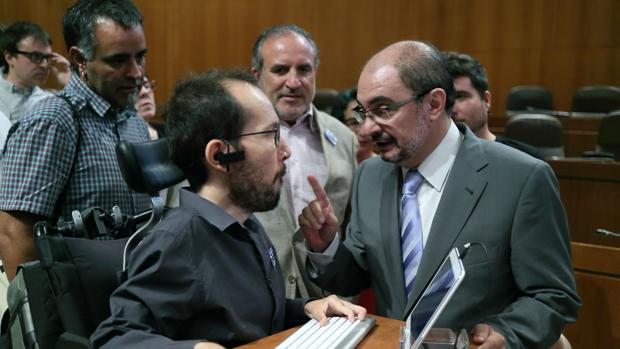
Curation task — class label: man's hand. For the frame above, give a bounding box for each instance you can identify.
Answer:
[471,323,506,349]
[298,176,340,252]
[304,295,367,326]
[50,52,72,87]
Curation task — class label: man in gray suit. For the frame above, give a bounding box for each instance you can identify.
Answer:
[251,24,357,299]
[299,41,580,348]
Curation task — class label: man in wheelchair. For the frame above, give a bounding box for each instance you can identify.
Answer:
[91,69,366,348]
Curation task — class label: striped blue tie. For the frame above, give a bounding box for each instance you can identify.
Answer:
[401,170,424,298]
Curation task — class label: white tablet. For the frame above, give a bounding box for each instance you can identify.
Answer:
[404,247,466,349]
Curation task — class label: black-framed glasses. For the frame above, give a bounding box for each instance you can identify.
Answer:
[352,88,433,124]
[14,50,54,64]
[141,76,157,91]
[232,125,281,147]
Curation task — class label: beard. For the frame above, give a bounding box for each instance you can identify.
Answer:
[229,162,286,213]
[378,110,431,164]
[126,89,140,106]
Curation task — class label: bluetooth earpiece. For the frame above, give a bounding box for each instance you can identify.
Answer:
[214,150,245,166]
[213,141,245,172]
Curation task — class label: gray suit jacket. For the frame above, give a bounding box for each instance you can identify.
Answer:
[255,107,357,298]
[310,123,580,348]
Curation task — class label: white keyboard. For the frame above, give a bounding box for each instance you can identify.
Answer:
[276,316,376,349]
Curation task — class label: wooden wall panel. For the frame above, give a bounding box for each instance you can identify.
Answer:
[549,159,620,248]
[565,269,620,348]
[1,0,619,119]
[551,160,620,348]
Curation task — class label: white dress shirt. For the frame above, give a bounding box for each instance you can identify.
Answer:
[280,111,328,227]
[405,120,462,246]
[0,74,52,124]
[309,120,463,266]
[0,111,10,154]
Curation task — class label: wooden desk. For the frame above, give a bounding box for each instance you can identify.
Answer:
[236,316,403,349]
[488,115,602,157]
[547,159,620,348]
[236,316,478,349]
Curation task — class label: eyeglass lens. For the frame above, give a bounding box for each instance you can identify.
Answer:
[17,51,52,64]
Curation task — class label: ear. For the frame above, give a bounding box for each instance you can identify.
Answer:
[68,46,87,73]
[204,139,229,173]
[427,88,447,121]
[4,50,16,66]
[251,66,260,80]
[483,90,492,113]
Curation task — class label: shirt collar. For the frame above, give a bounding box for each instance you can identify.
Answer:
[0,74,35,96]
[64,74,133,119]
[178,188,263,234]
[280,106,318,134]
[402,120,463,192]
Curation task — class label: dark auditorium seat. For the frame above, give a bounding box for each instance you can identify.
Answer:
[584,113,620,161]
[313,88,339,115]
[505,113,564,159]
[505,85,554,116]
[571,85,620,115]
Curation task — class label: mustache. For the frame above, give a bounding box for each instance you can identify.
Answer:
[274,164,287,183]
[278,91,302,98]
[371,132,395,143]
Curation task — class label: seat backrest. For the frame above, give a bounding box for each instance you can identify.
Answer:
[506,85,554,116]
[597,114,620,160]
[115,138,185,196]
[505,113,565,158]
[312,88,339,115]
[571,85,620,114]
[35,226,127,338]
[115,138,186,278]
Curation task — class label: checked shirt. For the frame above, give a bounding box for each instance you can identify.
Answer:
[0,74,151,219]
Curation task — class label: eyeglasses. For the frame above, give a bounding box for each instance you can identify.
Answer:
[233,125,281,147]
[351,88,432,124]
[14,50,54,64]
[142,78,157,91]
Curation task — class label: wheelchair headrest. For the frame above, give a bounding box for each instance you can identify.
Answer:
[115,138,185,195]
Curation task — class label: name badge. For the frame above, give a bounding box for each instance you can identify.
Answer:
[324,129,338,146]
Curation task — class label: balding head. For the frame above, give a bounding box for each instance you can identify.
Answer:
[362,41,455,114]
[355,41,455,169]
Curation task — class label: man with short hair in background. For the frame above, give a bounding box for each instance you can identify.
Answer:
[0,0,151,283]
[443,51,543,160]
[251,24,358,299]
[0,21,71,123]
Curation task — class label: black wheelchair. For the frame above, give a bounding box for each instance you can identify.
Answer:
[1,138,185,349]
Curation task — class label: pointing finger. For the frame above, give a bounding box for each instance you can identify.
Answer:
[307,175,330,210]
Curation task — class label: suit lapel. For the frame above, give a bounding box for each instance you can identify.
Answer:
[380,163,408,305]
[404,125,489,315]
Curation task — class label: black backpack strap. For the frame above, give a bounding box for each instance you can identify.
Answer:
[52,94,81,226]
